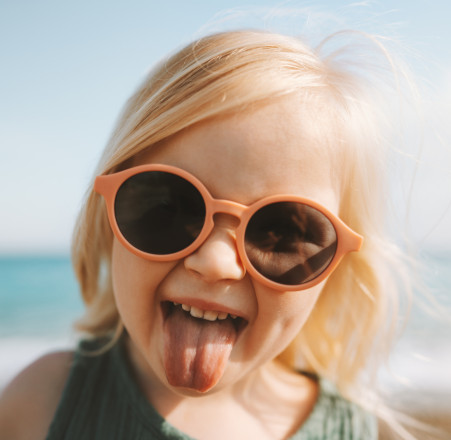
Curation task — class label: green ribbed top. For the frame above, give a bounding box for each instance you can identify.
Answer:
[46,340,377,439]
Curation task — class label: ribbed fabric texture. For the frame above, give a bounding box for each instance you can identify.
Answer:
[46,340,377,439]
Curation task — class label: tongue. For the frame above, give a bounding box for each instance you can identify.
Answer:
[163,306,237,392]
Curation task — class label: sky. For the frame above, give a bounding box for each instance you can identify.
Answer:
[1,0,451,254]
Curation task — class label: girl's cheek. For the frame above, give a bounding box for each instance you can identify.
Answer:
[249,284,323,349]
[111,240,146,321]
[111,239,145,297]
[270,278,323,305]
[268,284,323,330]
[111,238,175,313]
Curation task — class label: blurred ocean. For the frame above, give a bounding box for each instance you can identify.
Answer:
[0,255,83,388]
[1,253,450,407]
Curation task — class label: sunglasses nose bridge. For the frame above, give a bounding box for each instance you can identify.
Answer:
[210,199,247,222]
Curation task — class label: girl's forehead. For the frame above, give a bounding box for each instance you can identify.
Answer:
[135,96,340,209]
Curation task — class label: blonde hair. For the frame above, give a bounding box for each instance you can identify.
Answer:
[72,29,415,432]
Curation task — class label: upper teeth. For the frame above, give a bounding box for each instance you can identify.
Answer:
[174,302,237,321]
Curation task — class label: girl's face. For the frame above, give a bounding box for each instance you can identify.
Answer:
[111,95,339,397]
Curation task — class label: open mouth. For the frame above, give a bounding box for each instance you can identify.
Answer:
[161,301,248,334]
[161,300,249,392]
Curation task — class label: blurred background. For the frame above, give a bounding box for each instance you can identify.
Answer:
[1,0,450,429]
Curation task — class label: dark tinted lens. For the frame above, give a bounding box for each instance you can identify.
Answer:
[114,171,206,255]
[245,202,337,286]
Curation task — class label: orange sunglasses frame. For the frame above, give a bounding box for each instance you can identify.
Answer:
[95,164,363,291]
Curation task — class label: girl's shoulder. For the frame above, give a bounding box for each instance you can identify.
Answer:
[0,350,73,440]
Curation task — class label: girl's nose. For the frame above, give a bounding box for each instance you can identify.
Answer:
[183,225,246,283]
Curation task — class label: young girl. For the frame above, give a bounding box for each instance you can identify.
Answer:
[0,29,422,439]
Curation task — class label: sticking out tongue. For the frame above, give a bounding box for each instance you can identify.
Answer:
[163,306,237,392]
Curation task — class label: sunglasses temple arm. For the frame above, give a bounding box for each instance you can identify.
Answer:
[349,232,364,252]
[94,175,110,197]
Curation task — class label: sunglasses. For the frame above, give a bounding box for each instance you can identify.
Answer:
[95,164,363,291]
